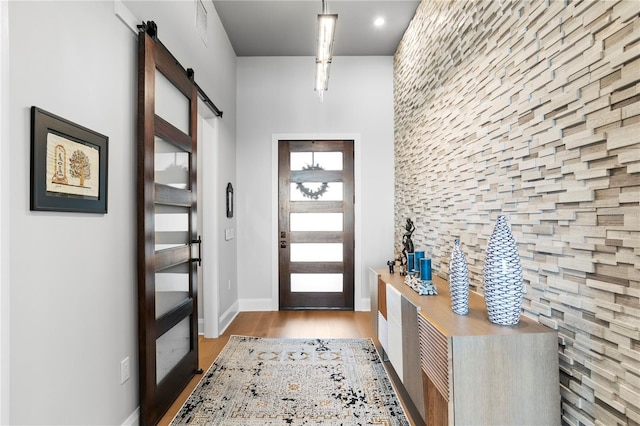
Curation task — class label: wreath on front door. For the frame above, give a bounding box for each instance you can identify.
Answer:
[296,164,329,200]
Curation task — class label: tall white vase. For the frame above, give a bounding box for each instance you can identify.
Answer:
[483,215,523,325]
[448,239,469,315]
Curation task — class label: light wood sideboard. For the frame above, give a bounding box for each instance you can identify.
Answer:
[370,268,561,426]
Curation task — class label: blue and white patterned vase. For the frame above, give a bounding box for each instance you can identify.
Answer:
[448,239,469,315]
[483,215,523,325]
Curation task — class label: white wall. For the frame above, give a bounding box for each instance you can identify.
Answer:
[4,1,236,424]
[0,1,9,422]
[236,56,395,310]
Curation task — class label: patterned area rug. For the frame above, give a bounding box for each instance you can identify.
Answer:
[171,335,409,425]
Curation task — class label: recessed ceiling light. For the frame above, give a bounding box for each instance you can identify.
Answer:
[373,17,385,27]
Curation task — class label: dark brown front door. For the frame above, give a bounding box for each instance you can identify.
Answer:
[278,140,354,310]
[137,27,200,425]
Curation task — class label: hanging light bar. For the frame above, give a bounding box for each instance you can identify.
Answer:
[315,61,330,91]
[315,1,337,99]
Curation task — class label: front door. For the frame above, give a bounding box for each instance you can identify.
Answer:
[278,140,354,310]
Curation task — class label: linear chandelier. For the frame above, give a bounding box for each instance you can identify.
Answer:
[315,0,337,101]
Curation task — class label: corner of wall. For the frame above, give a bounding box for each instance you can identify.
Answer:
[238,298,272,312]
[218,300,240,335]
[120,408,140,426]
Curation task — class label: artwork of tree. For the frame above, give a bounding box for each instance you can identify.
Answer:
[69,149,91,187]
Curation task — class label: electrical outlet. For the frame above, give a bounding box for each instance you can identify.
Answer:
[120,357,130,384]
[228,279,231,290]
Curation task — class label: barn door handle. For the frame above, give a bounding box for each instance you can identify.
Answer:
[191,236,202,266]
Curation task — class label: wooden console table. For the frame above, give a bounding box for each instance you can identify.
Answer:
[369,268,560,426]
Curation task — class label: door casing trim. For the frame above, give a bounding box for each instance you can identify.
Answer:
[271,134,363,311]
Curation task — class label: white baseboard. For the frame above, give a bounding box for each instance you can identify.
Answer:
[121,407,139,426]
[239,298,275,311]
[219,300,240,334]
[237,298,370,312]
[357,298,371,311]
[198,302,240,337]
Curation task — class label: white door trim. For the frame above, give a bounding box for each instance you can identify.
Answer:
[198,104,220,338]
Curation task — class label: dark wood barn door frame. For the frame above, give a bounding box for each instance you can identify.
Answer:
[137,24,200,425]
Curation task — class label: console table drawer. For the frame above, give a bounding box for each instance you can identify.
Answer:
[418,313,450,402]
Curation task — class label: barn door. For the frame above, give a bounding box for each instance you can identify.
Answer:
[137,24,200,425]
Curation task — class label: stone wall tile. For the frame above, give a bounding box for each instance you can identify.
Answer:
[394,1,640,423]
[607,122,640,149]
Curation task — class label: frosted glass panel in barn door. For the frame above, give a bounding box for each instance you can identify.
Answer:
[153,69,194,386]
[278,140,354,309]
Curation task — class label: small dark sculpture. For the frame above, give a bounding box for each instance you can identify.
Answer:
[401,218,415,269]
[387,260,395,274]
[399,263,407,276]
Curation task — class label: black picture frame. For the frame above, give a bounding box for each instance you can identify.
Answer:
[226,182,233,218]
[30,106,108,213]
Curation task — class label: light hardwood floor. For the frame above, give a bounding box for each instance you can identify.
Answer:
[158,311,422,425]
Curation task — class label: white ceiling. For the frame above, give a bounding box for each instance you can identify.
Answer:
[211,0,420,56]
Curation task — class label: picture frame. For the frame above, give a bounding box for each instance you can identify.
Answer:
[30,106,108,213]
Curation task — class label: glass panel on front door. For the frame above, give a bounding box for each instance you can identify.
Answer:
[291,273,343,292]
[290,151,343,171]
[290,243,343,262]
[290,182,343,201]
[290,212,343,231]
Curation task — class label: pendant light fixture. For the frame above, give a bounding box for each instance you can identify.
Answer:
[315,0,337,101]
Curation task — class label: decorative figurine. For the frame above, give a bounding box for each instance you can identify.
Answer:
[399,263,407,276]
[401,218,415,270]
[387,260,395,274]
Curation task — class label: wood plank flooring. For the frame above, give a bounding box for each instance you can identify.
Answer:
[157,311,422,425]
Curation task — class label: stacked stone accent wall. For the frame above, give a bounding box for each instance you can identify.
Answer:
[394,1,640,425]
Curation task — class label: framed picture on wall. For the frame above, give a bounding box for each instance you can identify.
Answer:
[30,106,108,213]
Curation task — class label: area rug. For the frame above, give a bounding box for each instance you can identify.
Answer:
[171,335,409,425]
